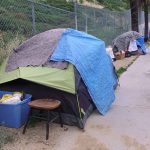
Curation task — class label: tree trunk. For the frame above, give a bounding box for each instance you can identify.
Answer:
[144,0,148,41]
[130,0,139,32]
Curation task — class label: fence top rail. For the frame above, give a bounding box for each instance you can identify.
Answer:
[27,0,75,14]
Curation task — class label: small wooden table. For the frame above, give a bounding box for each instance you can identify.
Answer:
[23,99,63,140]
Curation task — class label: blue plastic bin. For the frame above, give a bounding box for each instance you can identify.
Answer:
[0,91,32,128]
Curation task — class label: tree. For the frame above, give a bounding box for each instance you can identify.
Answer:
[144,0,148,41]
[130,0,139,32]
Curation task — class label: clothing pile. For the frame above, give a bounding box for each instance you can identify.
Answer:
[112,31,147,60]
[0,92,23,104]
[106,46,115,61]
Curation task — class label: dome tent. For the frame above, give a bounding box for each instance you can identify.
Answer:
[0,64,92,128]
[0,28,117,128]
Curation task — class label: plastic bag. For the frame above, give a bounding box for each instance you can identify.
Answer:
[128,40,138,52]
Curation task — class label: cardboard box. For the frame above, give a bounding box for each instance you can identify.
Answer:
[114,51,125,60]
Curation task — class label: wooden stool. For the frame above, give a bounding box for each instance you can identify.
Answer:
[23,99,63,140]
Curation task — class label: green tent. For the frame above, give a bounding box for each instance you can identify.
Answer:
[0,28,117,128]
[0,59,75,94]
[0,59,94,128]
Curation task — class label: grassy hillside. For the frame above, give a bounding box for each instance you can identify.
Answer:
[0,0,130,64]
[38,0,129,11]
[37,0,129,11]
[37,0,74,11]
[0,0,75,63]
[96,0,129,11]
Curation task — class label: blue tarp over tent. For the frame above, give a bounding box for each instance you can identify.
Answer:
[136,36,147,54]
[50,29,118,115]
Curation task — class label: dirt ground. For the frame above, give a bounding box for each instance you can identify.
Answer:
[1,124,71,150]
[113,55,138,70]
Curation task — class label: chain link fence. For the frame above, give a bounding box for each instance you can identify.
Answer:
[0,0,76,62]
[76,4,131,45]
[0,0,32,62]
[0,0,131,63]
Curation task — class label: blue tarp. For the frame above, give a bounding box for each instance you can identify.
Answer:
[136,36,147,54]
[50,29,118,115]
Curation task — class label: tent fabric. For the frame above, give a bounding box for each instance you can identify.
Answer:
[136,36,147,54]
[50,29,118,115]
[0,74,94,128]
[6,29,66,72]
[0,60,75,94]
[44,61,68,69]
[0,28,118,127]
[0,59,19,83]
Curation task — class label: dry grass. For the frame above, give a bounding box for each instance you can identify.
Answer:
[0,128,16,150]
[0,33,25,64]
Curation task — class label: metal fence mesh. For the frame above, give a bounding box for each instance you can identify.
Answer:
[0,0,132,63]
[76,4,131,45]
[32,1,75,34]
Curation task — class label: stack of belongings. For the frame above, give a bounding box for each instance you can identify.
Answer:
[0,92,23,104]
[106,45,116,61]
[112,31,147,60]
[0,28,118,128]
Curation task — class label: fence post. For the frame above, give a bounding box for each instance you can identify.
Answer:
[31,1,36,35]
[93,9,96,30]
[74,1,78,30]
[93,0,96,30]
[85,6,88,33]
[85,15,88,33]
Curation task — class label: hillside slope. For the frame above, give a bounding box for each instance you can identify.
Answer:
[40,0,129,11]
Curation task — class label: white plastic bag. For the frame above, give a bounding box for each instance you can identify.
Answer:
[106,46,115,59]
[128,40,138,52]
[2,96,21,104]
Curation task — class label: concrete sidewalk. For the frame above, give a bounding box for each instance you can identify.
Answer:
[53,54,150,150]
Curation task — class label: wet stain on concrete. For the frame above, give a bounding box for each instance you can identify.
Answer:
[73,133,109,150]
[90,124,112,133]
[122,135,147,150]
[90,124,105,129]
